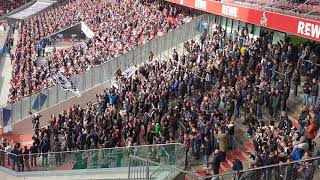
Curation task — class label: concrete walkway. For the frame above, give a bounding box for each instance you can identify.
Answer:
[0,30,19,106]
[0,54,12,105]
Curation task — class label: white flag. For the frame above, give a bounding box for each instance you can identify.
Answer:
[52,72,81,97]
[122,65,139,78]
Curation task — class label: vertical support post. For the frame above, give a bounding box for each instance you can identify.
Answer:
[128,156,131,179]
[146,160,150,180]
[234,171,239,180]
[284,164,288,180]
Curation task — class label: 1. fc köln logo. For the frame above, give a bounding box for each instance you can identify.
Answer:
[260,12,268,27]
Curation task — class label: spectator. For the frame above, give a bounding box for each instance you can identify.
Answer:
[11,143,21,171]
[4,142,12,166]
[303,80,311,106]
[0,144,4,166]
[232,157,243,179]
[8,0,193,102]
[210,149,223,175]
[40,134,50,167]
[203,136,212,168]
[30,142,38,167]
[22,146,30,171]
[311,78,319,109]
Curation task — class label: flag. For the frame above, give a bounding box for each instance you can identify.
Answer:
[122,65,139,78]
[52,72,81,97]
[110,79,120,89]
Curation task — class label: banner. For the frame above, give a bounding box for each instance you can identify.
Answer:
[81,22,95,38]
[166,0,320,42]
[110,65,139,89]
[8,0,56,20]
[122,65,139,78]
[52,72,81,96]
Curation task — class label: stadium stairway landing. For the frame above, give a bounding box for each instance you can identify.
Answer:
[0,28,19,106]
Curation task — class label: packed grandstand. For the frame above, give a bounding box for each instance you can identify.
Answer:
[0,0,319,180]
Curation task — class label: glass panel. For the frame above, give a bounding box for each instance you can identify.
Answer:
[149,38,157,59]
[122,52,129,70]
[232,20,240,32]
[57,84,67,103]
[136,44,143,65]
[107,60,114,80]
[127,49,135,67]
[0,144,184,173]
[3,103,13,126]
[47,86,58,107]
[75,73,85,93]
[239,21,246,30]
[247,23,253,35]
[92,65,101,87]
[143,42,150,64]
[84,68,93,91]
[221,17,227,29]
[117,54,126,72]
[11,100,21,123]
[30,93,38,112]
[253,25,261,39]
[226,18,233,37]
[21,97,31,121]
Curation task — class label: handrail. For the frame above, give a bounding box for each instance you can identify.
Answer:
[129,155,161,166]
[184,154,320,178]
[178,118,187,131]
[0,143,182,156]
[160,145,170,160]
[0,15,202,131]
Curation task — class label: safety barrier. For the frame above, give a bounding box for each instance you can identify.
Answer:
[0,14,211,129]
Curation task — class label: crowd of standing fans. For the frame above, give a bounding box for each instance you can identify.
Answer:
[1,5,320,180]
[0,0,32,16]
[8,0,193,102]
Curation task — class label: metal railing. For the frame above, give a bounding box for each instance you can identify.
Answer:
[0,143,184,173]
[181,155,320,180]
[0,14,209,129]
[128,146,320,180]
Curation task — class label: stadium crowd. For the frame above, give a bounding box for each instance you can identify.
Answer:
[1,22,320,179]
[8,0,193,102]
[221,0,320,20]
[0,0,32,16]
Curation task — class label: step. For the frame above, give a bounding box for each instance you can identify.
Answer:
[288,111,300,129]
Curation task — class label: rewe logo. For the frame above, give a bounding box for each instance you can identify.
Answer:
[221,5,238,18]
[195,0,207,10]
[297,21,320,39]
